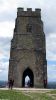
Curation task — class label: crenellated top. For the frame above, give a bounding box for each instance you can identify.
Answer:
[17,7,41,17]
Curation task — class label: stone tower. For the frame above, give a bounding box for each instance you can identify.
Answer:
[8,8,47,88]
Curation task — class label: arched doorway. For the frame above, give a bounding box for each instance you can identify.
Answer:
[22,68,34,87]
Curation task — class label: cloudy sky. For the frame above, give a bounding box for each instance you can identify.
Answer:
[0,0,56,82]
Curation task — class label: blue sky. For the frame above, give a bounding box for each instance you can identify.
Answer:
[0,0,56,82]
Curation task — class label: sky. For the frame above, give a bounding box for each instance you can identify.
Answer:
[0,0,56,82]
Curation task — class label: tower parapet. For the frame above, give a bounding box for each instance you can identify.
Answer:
[17,7,41,18]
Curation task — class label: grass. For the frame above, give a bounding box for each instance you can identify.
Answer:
[27,92,53,100]
[0,90,32,100]
[0,89,56,100]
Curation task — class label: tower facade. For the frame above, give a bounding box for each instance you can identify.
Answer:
[8,8,47,88]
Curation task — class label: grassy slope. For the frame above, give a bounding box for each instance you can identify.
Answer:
[0,90,56,100]
[0,90,32,100]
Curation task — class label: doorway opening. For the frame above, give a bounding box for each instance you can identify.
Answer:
[25,75,30,87]
[22,68,34,87]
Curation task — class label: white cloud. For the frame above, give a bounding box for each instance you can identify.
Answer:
[0,22,14,37]
[47,64,56,82]
[0,0,17,13]
[0,70,8,81]
[0,37,11,81]
[0,37,11,63]
[0,62,9,71]
[46,33,56,61]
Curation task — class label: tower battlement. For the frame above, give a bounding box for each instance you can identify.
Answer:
[17,7,41,17]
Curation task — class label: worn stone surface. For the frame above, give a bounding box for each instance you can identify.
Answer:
[8,8,47,88]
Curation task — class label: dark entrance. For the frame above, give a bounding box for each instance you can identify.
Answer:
[22,68,34,87]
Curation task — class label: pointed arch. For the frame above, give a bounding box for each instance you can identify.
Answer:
[22,68,34,87]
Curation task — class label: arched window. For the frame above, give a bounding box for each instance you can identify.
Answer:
[26,24,32,32]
